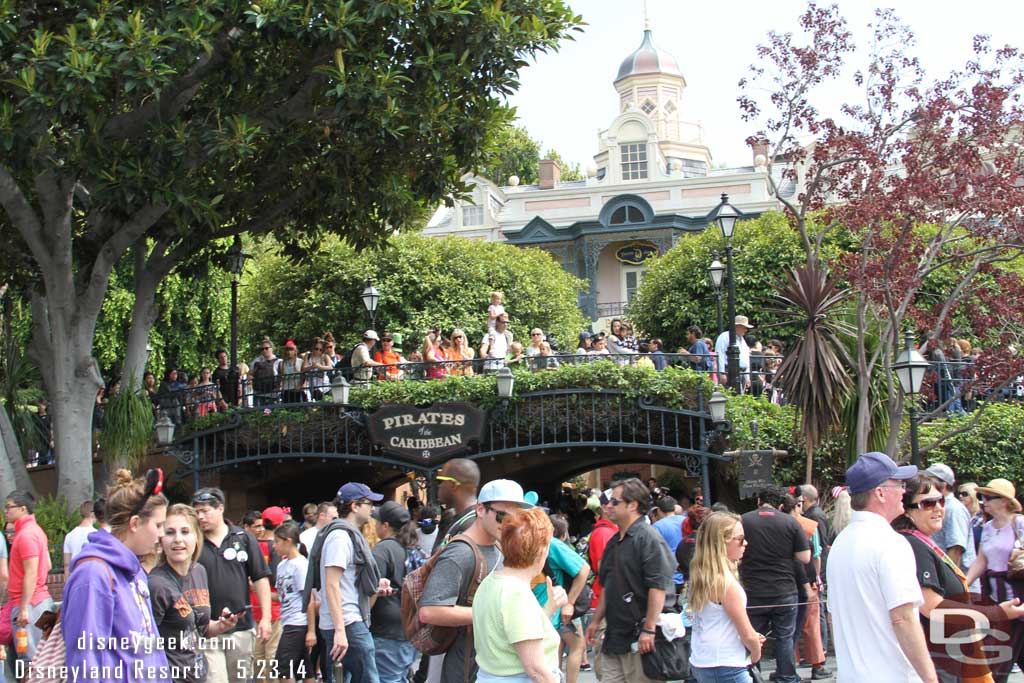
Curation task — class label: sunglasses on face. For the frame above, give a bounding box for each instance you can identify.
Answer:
[730,534,746,543]
[907,496,945,510]
[978,494,1002,503]
[958,490,971,498]
[484,504,507,523]
[262,346,271,351]
[608,497,625,506]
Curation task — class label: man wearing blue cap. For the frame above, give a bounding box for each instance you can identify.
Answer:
[304,482,385,683]
[826,453,938,683]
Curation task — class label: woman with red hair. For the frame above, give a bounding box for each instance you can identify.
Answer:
[472,508,567,683]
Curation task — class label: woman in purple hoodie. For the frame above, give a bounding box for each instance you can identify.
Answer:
[61,468,171,683]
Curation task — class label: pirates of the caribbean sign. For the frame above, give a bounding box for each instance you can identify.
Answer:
[367,402,485,461]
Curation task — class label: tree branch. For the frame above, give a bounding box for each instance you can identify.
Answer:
[0,165,51,273]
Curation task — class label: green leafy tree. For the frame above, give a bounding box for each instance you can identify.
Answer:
[0,1,582,503]
[478,125,542,186]
[542,149,585,182]
[238,234,587,355]
[629,212,844,350]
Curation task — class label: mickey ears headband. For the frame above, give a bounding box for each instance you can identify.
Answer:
[132,468,164,516]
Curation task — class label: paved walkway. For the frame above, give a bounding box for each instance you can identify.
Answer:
[573,655,1024,682]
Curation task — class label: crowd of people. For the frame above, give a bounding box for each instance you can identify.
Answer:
[3,451,1024,683]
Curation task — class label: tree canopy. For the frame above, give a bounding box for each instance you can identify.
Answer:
[0,0,583,504]
[627,212,845,351]
[238,233,588,357]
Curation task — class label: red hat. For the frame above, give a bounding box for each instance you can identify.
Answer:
[284,339,297,349]
[262,506,288,527]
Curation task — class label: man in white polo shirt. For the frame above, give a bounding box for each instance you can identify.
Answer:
[827,452,937,683]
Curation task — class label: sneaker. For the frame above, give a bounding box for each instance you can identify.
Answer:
[811,667,832,680]
[579,663,592,672]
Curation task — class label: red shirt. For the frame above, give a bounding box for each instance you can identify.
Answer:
[588,519,618,607]
[9,515,52,606]
[250,537,280,621]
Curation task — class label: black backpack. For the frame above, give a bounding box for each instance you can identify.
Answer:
[336,343,362,371]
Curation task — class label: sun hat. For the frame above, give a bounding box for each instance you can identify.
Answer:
[478,479,533,509]
[734,315,755,329]
[845,451,917,495]
[976,479,1023,512]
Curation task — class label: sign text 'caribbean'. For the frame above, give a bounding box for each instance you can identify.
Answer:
[367,402,486,461]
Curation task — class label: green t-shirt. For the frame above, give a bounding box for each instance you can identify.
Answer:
[472,573,560,677]
[532,538,587,627]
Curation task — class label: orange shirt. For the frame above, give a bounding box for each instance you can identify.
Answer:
[374,350,403,376]
[445,348,473,376]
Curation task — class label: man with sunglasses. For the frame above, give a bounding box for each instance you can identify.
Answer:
[926,463,976,577]
[192,487,273,683]
[419,479,529,683]
[585,478,674,683]
[4,490,53,667]
[827,452,938,683]
[431,459,481,554]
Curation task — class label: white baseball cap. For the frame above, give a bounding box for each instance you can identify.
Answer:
[478,479,533,509]
[363,330,380,341]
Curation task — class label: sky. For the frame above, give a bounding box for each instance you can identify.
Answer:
[507,0,1024,170]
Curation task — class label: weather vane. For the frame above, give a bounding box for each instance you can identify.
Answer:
[643,0,651,30]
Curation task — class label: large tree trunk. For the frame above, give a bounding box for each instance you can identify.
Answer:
[0,407,34,496]
[122,243,165,387]
[29,292,105,505]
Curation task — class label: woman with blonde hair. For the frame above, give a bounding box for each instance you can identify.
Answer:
[688,511,764,683]
[446,328,476,377]
[830,487,852,536]
[62,468,172,680]
[150,504,239,683]
[422,332,447,379]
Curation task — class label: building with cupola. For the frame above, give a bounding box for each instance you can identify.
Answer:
[423,26,794,325]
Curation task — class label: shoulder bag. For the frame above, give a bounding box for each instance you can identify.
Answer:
[1006,515,1024,581]
[613,533,691,681]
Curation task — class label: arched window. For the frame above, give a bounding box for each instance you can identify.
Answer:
[610,204,645,225]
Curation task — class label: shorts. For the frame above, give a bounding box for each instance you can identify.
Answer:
[275,624,314,681]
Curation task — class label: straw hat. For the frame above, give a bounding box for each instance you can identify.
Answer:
[976,478,1023,512]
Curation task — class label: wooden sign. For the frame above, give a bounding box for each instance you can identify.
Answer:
[367,402,485,462]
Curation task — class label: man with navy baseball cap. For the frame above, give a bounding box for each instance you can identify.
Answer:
[304,482,385,683]
[827,453,937,683]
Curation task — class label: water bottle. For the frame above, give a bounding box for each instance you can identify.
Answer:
[15,628,28,654]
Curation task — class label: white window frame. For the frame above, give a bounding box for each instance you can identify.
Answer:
[462,205,484,226]
[621,266,648,304]
[620,143,648,180]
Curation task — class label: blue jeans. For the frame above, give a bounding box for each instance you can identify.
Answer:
[320,621,380,683]
[747,593,799,683]
[373,637,416,683]
[691,665,752,683]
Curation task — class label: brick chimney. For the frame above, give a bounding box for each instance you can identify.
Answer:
[538,159,561,190]
[750,137,770,170]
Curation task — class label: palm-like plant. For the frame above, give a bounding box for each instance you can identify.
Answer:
[770,263,854,483]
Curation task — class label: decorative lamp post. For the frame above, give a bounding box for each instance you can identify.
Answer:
[331,374,351,405]
[227,235,249,405]
[713,193,742,393]
[892,328,930,467]
[708,389,728,424]
[708,254,725,340]
[155,415,175,447]
[495,367,515,400]
[361,276,380,329]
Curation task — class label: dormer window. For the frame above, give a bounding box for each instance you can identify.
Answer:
[620,143,648,180]
[462,206,484,226]
[610,204,645,225]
